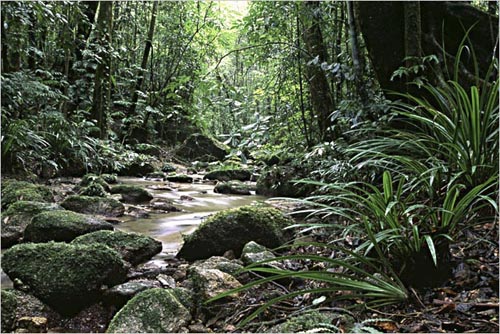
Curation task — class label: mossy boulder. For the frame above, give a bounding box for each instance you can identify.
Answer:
[176,133,229,162]
[1,201,63,248]
[61,195,125,217]
[214,180,251,195]
[1,290,17,332]
[116,155,156,177]
[191,256,244,276]
[1,180,53,210]
[24,210,113,243]
[72,230,162,265]
[1,242,127,315]
[110,184,153,204]
[101,173,118,184]
[133,143,161,156]
[145,171,166,180]
[204,169,252,181]
[79,183,108,197]
[161,163,177,173]
[166,174,193,183]
[102,281,160,308]
[106,288,191,333]
[256,166,314,197]
[78,174,111,192]
[177,205,293,261]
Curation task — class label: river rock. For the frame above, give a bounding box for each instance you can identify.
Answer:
[101,173,118,184]
[241,241,277,265]
[256,165,314,197]
[106,288,191,333]
[214,180,251,195]
[188,266,242,316]
[177,205,293,261]
[1,180,53,210]
[166,174,193,183]
[204,169,251,181]
[72,230,162,265]
[78,183,108,197]
[191,256,244,276]
[116,157,156,177]
[267,310,353,333]
[61,195,125,217]
[145,171,166,180]
[1,201,63,248]
[1,242,127,315]
[15,316,48,333]
[176,133,229,162]
[110,185,153,204]
[1,289,55,333]
[102,280,160,308]
[24,210,113,243]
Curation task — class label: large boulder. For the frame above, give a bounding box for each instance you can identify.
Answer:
[176,133,229,162]
[106,288,191,333]
[204,169,252,182]
[24,210,113,243]
[1,201,63,248]
[1,180,53,210]
[110,184,153,204]
[165,174,193,183]
[214,180,251,195]
[72,230,162,265]
[61,195,125,217]
[1,242,127,315]
[177,205,293,261]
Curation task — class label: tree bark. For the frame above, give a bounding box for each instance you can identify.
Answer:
[91,1,113,139]
[347,1,369,109]
[302,1,335,141]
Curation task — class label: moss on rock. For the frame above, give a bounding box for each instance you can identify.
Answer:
[268,311,338,333]
[176,133,229,162]
[1,201,63,248]
[204,169,251,182]
[106,288,191,333]
[1,242,127,315]
[79,183,108,197]
[79,174,111,192]
[166,174,193,183]
[61,195,125,217]
[110,184,153,204]
[161,163,177,173]
[177,205,293,261]
[24,210,113,243]
[214,180,251,195]
[1,180,53,210]
[101,174,118,184]
[1,290,18,332]
[72,230,162,265]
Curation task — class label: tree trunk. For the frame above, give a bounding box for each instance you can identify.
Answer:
[91,1,113,139]
[347,1,369,109]
[302,1,335,142]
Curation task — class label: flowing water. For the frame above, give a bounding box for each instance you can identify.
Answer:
[1,176,267,288]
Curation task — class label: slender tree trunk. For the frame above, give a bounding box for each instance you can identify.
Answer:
[347,1,369,109]
[1,9,10,73]
[404,1,422,63]
[130,1,158,117]
[295,5,311,148]
[302,1,335,141]
[91,1,113,139]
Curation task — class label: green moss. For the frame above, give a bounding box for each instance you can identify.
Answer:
[1,290,18,332]
[1,180,53,210]
[177,205,293,261]
[1,201,64,247]
[101,174,118,184]
[269,310,336,333]
[79,183,108,197]
[204,169,251,181]
[1,242,127,315]
[161,163,176,173]
[79,174,111,192]
[72,230,162,265]
[110,185,153,203]
[24,210,113,243]
[61,195,125,217]
[214,180,251,195]
[106,288,191,333]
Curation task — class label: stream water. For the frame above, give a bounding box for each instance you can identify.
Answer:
[1,176,267,289]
